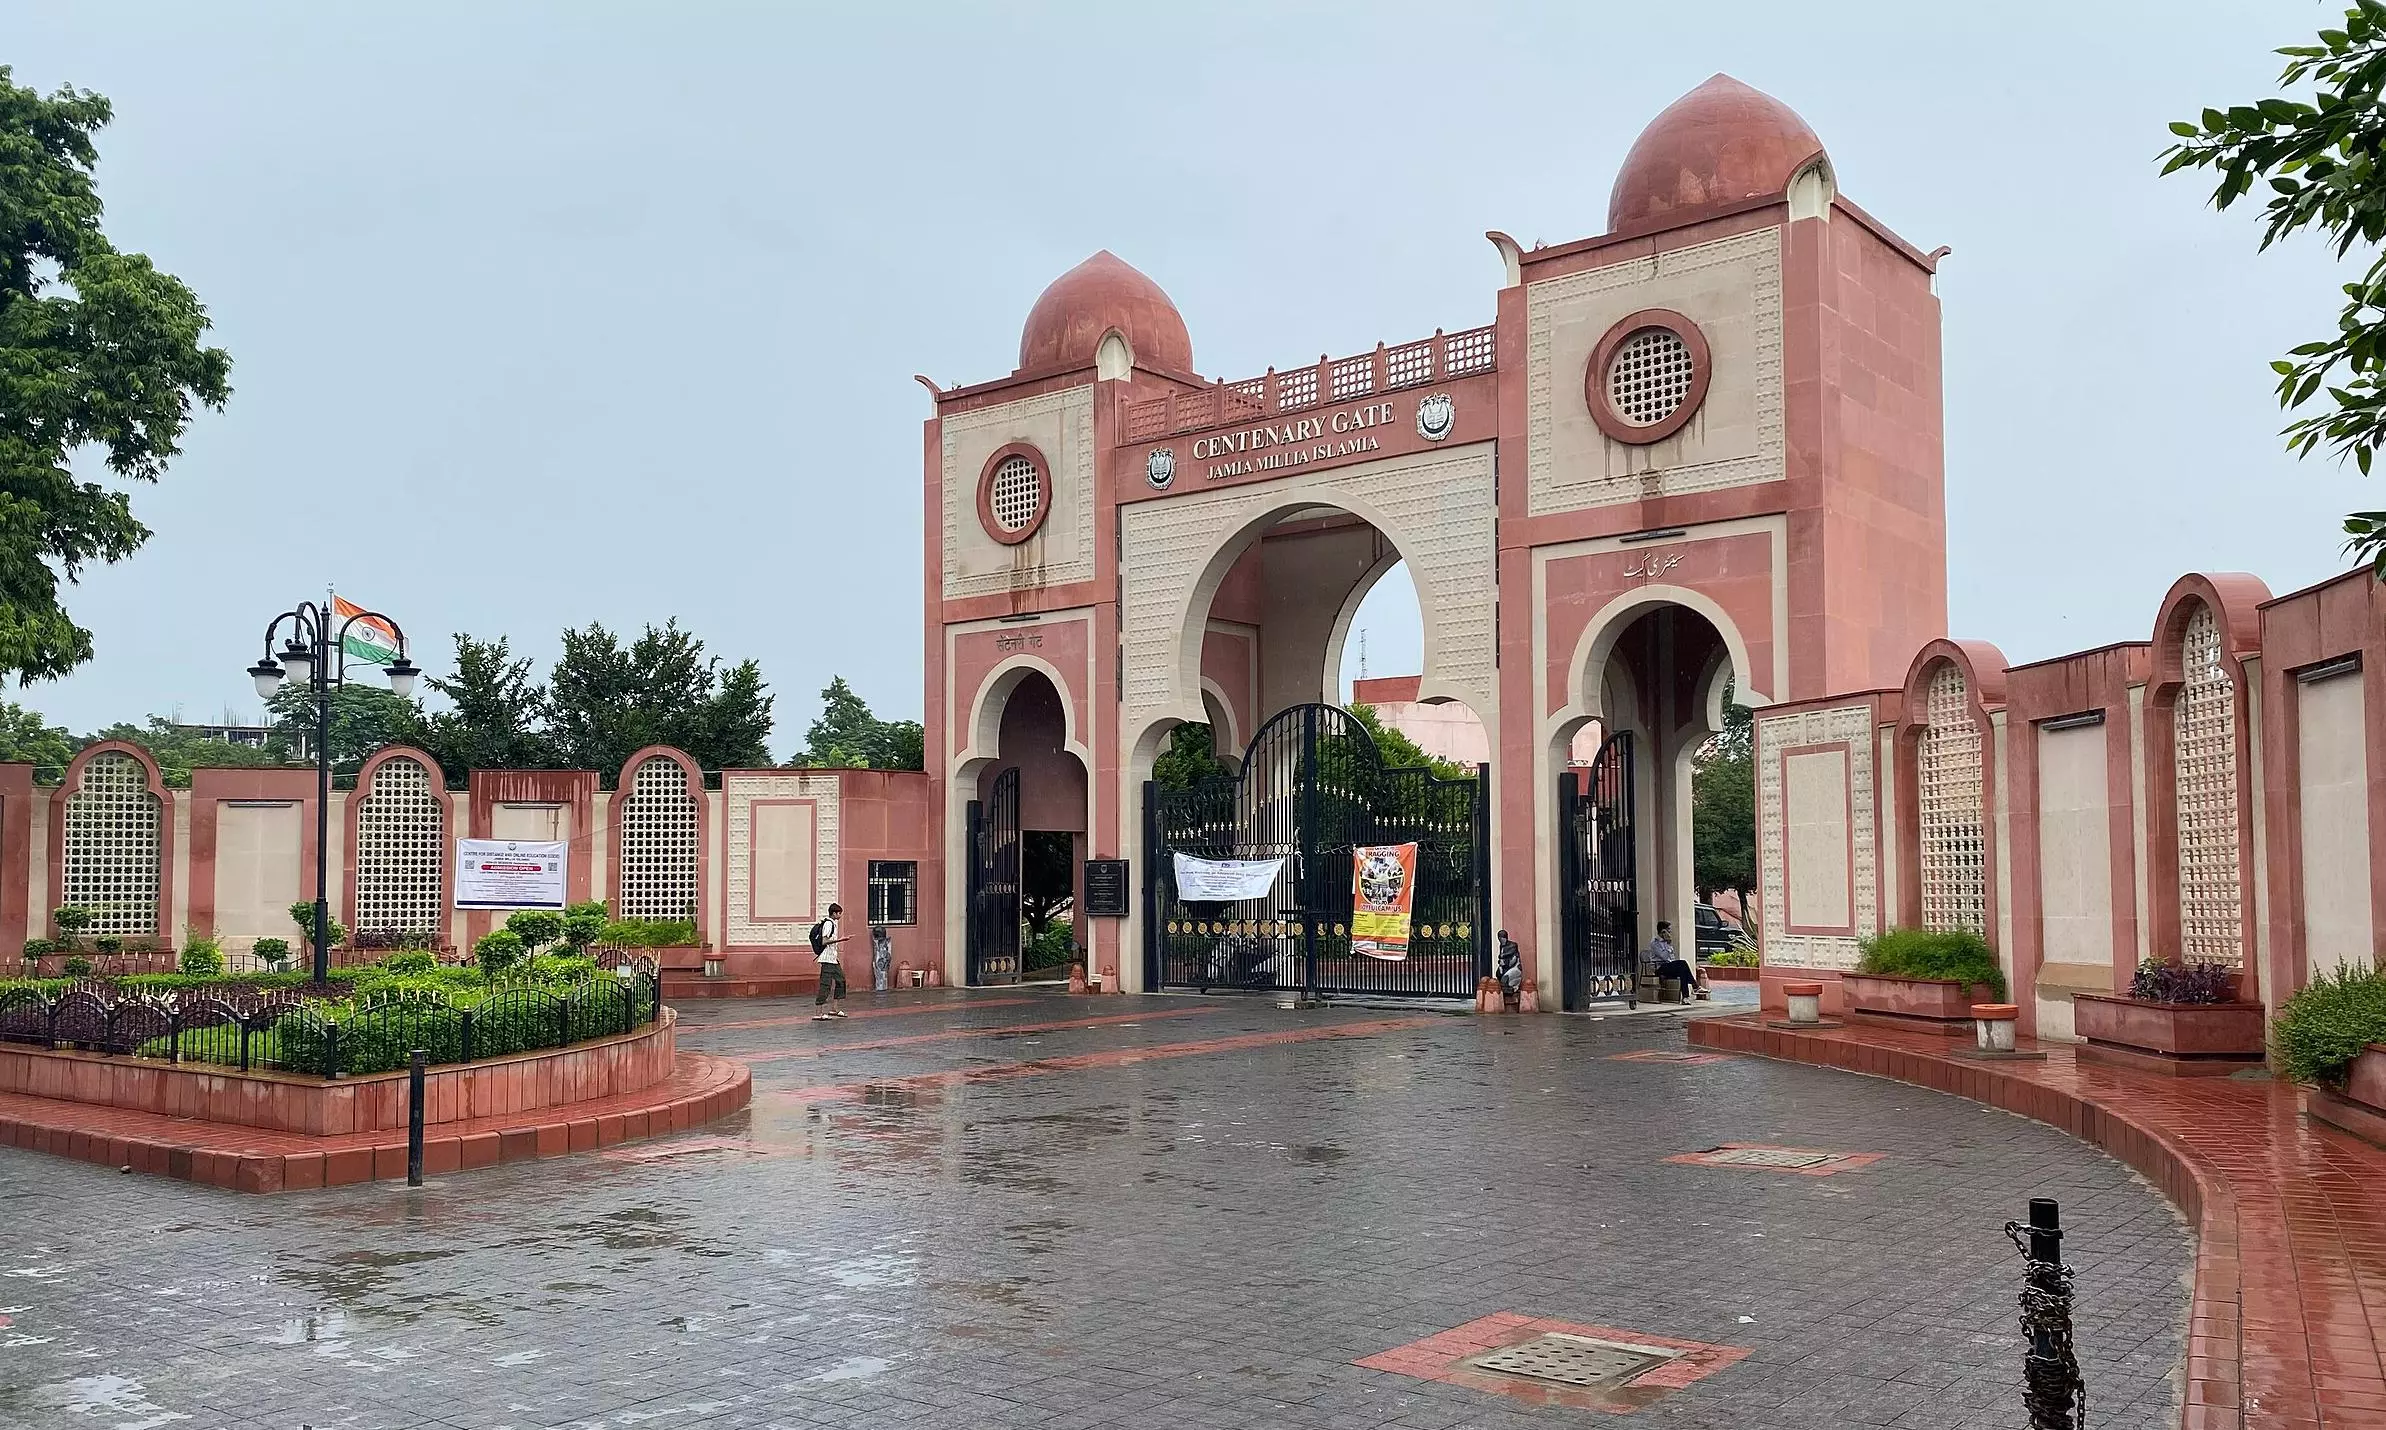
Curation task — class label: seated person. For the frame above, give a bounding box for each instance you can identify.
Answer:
[1646,921,1707,1001]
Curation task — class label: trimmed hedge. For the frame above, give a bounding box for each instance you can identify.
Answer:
[1854,927,2007,1000]
[2273,962,2386,1087]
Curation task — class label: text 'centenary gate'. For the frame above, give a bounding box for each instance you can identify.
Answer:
[966,765,1021,985]
[1144,703,1489,998]
[1558,730,1638,1009]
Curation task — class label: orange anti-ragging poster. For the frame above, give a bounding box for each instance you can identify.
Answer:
[1349,842,1418,961]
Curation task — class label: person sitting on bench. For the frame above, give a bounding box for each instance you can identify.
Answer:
[1647,921,1707,1001]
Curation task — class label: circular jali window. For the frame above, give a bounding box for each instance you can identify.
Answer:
[1608,328,1696,427]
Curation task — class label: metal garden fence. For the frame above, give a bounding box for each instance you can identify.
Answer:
[0,958,662,1079]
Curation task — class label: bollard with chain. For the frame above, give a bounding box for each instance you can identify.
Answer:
[2004,1197,2087,1430]
[406,1049,427,1187]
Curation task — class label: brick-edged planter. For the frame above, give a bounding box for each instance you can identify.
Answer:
[2073,994,2266,1077]
[0,1011,678,1134]
[2305,1043,2386,1150]
[1840,973,1998,1035]
[1701,964,1759,983]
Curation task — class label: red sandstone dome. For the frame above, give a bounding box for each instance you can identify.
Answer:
[1017,250,1194,375]
[1606,74,1828,233]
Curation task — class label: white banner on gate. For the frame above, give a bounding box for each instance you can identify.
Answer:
[454,838,568,910]
[1171,853,1284,902]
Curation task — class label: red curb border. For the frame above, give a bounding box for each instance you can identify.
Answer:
[1686,1014,2386,1429]
[0,1052,751,1193]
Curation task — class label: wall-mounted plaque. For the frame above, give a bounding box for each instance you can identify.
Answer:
[1082,859,1130,918]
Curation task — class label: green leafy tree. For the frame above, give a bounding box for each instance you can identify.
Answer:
[2162,8,2386,571]
[0,700,73,775]
[547,620,774,773]
[1022,831,1074,937]
[1153,722,1231,789]
[266,683,425,768]
[0,69,232,682]
[81,716,280,787]
[1692,686,1756,922]
[414,634,549,772]
[797,676,923,770]
[504,909,563,955]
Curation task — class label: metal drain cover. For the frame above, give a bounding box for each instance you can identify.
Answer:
[1468,1333,1674,1388]
[1702,1146,1835,1169]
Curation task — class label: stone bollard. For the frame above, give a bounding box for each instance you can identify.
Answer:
[926,967,944,988]
[1100,963,1117,994]
[1475,976,1500,1014]
[1973,1003,2019,1054]
[703,954,724,979]
[1783,980,1824,1025]
[1067,962,1088,995]
[1519,978,1540,1014]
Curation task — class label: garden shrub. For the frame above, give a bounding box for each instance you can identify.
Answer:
[61,956,93,977]
[1024,921,1077,971]
[560,907,605,955]
[287,901,350,949]
[1853,927,2006,999]
[22,939,53,958]
[93,936,122,956]
[2273,962,2386,1087]
[597,917,700,948]
[1707,944,1759,968]
[179,931,225,978]
[505,910,564,954]
[50,906,92,951]
[379,949,438,975]
[252,937,291,968]
[474,929,525,978]
[2129,958,2236,1004]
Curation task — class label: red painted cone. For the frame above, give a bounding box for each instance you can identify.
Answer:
[1520,978,1540,1014]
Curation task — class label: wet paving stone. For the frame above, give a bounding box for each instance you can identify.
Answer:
[0,988,2190,1428]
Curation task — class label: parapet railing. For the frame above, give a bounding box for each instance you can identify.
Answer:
[1121,324,1496,444]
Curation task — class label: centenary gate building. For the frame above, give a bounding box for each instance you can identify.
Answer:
[922,75,1946,1001]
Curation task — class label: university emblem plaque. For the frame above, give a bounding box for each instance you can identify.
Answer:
[1146,446,1176,489]
[1415,393,1454,442]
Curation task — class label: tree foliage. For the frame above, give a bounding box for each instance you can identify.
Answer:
[1153,721,1231,790]
[1692,686,1755,916]
[266,683,425,769]
[547,620,773,774]
[82,716,279,787]
[796,676,923,770]
[0,699,72,772]
[414,635,548,773]
[0,69,232,682]
[2162,6,2386,572]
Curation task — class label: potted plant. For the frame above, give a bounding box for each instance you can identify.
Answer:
[2273,963,2386,1145]
[2074,958,2265,1074]
[1840,928,2006,1032]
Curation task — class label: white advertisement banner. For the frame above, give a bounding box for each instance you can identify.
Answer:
[1171,853,1284,902]
[454,838,568,910]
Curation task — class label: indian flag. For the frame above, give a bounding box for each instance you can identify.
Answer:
[332,595,401,665]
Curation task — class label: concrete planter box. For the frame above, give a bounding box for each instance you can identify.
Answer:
[1841,973,1997,1033]
[2305,1044,2386,1149]
[2073,994,2265,1076]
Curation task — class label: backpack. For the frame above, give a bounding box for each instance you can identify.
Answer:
[810,919,829,954]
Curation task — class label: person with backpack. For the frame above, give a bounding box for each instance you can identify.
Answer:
[810,903,850,1019]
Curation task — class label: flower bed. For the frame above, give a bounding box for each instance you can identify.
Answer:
[1841,972,1998,1031]
[2073,993,2265,1075]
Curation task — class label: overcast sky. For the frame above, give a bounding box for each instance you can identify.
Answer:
[2,1,2367,750]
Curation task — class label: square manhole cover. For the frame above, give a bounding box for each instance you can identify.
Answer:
[1700,1146,1836,1169]
[1466,1333,1676,1389]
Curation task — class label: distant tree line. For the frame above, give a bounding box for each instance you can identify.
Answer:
[0,619,924,786]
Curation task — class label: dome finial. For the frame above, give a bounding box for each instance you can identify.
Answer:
[1017,252,1194,375]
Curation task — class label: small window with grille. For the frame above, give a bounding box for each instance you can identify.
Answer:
[1608,328,1696,427]
[868,860,917,926]
[977,445,1051,544]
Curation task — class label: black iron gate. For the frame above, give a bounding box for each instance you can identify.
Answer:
[967,766,1021,985]
[1558,731,1639,1009]
[1144,703,1488,998]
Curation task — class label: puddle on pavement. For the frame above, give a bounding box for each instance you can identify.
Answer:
[20,1373,190,1428]
[807,1355,894,1383]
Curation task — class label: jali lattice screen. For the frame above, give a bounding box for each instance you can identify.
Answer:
[355,756,445,935]
[617,754,699,921]
[2173,604,2243,967]
[1917,663,1987,934]
[62,751,161,937]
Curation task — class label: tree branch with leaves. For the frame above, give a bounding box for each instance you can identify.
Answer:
[2163,5,2386,571]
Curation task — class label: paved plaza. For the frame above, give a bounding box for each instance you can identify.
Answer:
[0,990,2189,1428]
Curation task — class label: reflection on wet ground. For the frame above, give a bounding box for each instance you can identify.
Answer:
[0,987,2190,1428]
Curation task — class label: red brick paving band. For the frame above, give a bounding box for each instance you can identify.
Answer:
[1356,1311,1751,1413]
[1689,1011,2386,1430]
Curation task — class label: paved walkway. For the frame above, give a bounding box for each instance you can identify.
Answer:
[1690,1013,2386,1429]
[0,989,2190,1428]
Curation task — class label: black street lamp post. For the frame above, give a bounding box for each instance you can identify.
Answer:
[248,602,418,985]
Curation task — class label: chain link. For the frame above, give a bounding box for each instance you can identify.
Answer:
[2004,1221,2089,1430]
